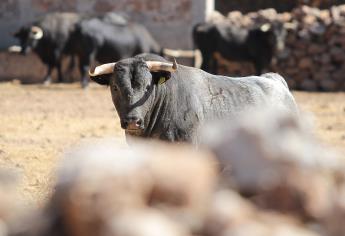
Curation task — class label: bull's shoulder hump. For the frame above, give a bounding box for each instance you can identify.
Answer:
[260,72,288,88]
[176,65,216,77]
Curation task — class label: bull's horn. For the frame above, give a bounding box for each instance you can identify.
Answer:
[89,63,116,77]
[8,45,22,53]
[30,26,43,40]
[146,59,178,72]
[260,23,271,32]
[284,22,298,30]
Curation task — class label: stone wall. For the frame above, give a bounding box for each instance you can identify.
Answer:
[213,5,345,91]
[215,0,345,14]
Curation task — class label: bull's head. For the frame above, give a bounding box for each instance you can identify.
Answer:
[12,26,43,54]
[89,56,177,136]
[259,21,297,56]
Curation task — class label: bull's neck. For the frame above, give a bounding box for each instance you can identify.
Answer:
[144,82,171,137]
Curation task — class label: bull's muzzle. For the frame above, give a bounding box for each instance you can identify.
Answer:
[122,117,144,135]
[124,119,143,130]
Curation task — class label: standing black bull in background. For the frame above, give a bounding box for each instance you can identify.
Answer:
[89,53,298,145]
[69,16,161,88]
[193,21,292,75]
[12,13,81,85]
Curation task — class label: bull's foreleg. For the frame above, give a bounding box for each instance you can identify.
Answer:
[67,55,76,72]
[79,64,89,88]
[78,53,95,89]
[210,57,218,74]
[200,53,212,73]
[57,61,63,83]
[201,60,209,72]
[254,61,264,76]
[78,59,90,89]
[43,65,53,85]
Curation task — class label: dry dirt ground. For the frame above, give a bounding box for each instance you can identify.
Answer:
[0,82,344,207]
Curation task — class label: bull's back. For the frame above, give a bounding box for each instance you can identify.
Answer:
[38,13,81,54]
[210,73,296,115]
[176,67,296,121]
[152,65,297,144]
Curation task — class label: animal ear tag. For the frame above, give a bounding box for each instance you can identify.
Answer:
[158,77,166,85]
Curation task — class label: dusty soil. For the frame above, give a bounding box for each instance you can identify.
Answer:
[0,83,124,207]
[0,82,344,207]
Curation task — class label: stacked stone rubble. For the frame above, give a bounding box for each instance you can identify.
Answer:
[211,5,345,91]
[216,0,345,14]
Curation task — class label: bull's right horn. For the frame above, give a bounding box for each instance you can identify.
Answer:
[30,26,43,40]
[260,23,271,32]
[89,63,116,77]
[284,22,298,30]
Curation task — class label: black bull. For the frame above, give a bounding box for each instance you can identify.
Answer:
[69,16,161,88]
[89,53,298,145]
[13,13,80,85]
[193,21,295,75]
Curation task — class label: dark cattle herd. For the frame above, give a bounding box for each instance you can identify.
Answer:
[10,11,298,144]
[12,12,161,87]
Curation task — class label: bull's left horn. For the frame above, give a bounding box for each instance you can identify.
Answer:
[146,59,178,72]
[284,22,298,30]
[30,26,43,40]
[89,63,116,77]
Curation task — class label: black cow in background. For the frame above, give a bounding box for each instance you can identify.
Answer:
[12,12,132,87]
[12,13,81,85]
[69,15,162,88]
[193,21,292,75]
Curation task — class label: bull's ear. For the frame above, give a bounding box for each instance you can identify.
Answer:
[89,74,111,85]
[151,71,172,85]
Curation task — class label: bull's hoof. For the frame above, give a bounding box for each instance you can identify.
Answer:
[43,79,51,86]
[81,80,89,89]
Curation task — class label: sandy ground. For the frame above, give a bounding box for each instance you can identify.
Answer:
[0,82,344,207]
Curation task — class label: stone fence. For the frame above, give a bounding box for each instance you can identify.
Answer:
[215,0,345,14]
[213,5,345,91]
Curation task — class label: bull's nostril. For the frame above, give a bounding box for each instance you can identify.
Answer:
[136,119,142,127]
[123,117,143,130]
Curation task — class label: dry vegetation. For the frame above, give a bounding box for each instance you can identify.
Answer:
[0,82,344,206]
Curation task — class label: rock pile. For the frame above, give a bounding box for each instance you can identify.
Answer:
[211,5,345,91]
